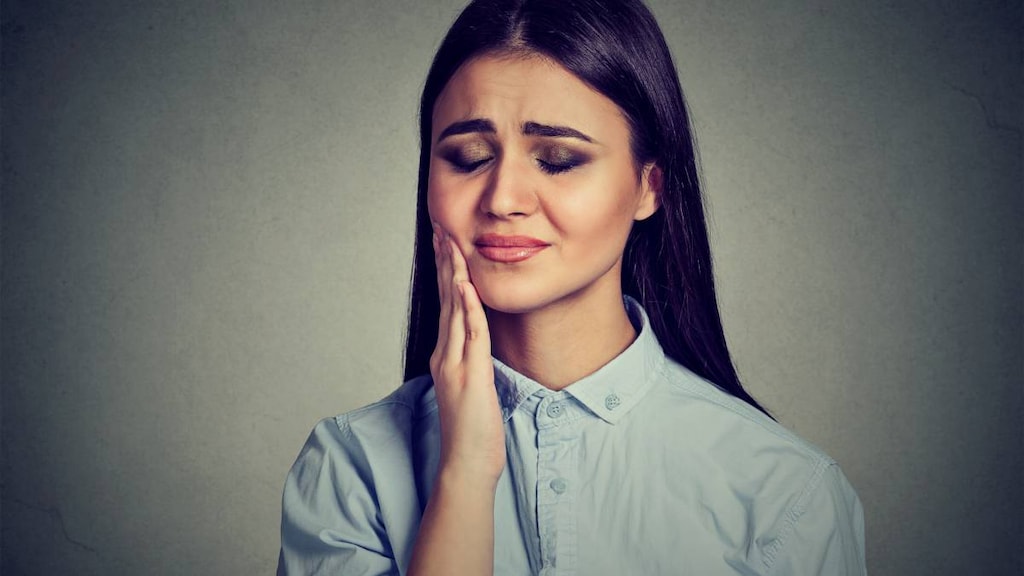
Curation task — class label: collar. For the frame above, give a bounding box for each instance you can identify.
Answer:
[491,295,666,425]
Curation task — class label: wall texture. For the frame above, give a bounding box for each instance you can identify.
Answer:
[2,1,1020,574]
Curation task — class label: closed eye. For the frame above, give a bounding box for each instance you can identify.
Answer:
[450,157,493,173]
[537,158,579,175]
[439,144,494,173]
[537,146,588,175]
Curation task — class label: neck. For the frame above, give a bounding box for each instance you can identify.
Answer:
[486,283,637,391]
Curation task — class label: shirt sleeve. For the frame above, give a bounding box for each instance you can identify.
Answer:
[766,463,867,576]
[277,417,399,576]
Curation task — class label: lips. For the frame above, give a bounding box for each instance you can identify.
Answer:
[474,234,550,263]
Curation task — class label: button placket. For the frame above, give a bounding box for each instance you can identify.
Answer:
[535,394,577,576]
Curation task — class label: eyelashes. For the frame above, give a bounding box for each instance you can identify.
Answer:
[444,153,492,173]
[537,147,583,175]
[438,144,588,175]
[440,142,493,173]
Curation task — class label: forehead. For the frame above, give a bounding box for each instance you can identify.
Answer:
[431,53,629,142]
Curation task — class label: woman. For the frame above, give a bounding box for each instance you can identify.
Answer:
[278,0,866,574]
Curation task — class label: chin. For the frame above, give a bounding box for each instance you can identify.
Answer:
[473,277,559,315]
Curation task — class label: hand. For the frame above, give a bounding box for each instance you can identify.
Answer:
[430,225,507,487]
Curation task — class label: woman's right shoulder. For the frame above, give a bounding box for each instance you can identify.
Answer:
[283,373,439,510]
[345,373,437,420]
[297,374,438,458]
[279,375,438,574]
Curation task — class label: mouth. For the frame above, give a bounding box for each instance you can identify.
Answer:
[473,234,550,263]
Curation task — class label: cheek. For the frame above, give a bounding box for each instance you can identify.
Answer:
[427,165,459,223]
[546,182,639,250]
[425,162,446,223]
[427,171,479,249]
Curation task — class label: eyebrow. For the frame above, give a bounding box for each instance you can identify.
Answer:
[436,119,597,144]
[437,119,496,142]
[522,121,595,143]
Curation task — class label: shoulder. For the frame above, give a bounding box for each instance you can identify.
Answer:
[335,374,436,436]
[279,375,437,575]
[644,359,866,574]
[294,374,436,466]
[649,357,835,467]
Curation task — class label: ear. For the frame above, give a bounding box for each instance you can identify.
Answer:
[634,163,662,221]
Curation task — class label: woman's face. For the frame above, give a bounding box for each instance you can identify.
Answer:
[427,53,659,315]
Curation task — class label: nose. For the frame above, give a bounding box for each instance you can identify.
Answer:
[479,155,538,219]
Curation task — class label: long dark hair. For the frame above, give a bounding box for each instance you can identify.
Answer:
[402,0,768,415]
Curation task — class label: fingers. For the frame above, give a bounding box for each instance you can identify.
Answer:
[459,279,492,374]
[444,234,469,363]
[432,223,491,374]
[433,225,452,360]
[432,224,467,369]
[447,239,489,357]
[432,225,489,368]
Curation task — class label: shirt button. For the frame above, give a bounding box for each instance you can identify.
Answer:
[546,402,564,418]
[605,393,621,410]
[549,478,568,494]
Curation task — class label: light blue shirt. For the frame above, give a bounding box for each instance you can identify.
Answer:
[278,298,866,575]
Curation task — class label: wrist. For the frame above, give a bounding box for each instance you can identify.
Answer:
[435,463,502,498]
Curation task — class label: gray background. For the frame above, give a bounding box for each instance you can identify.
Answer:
[2,0,1020,574]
